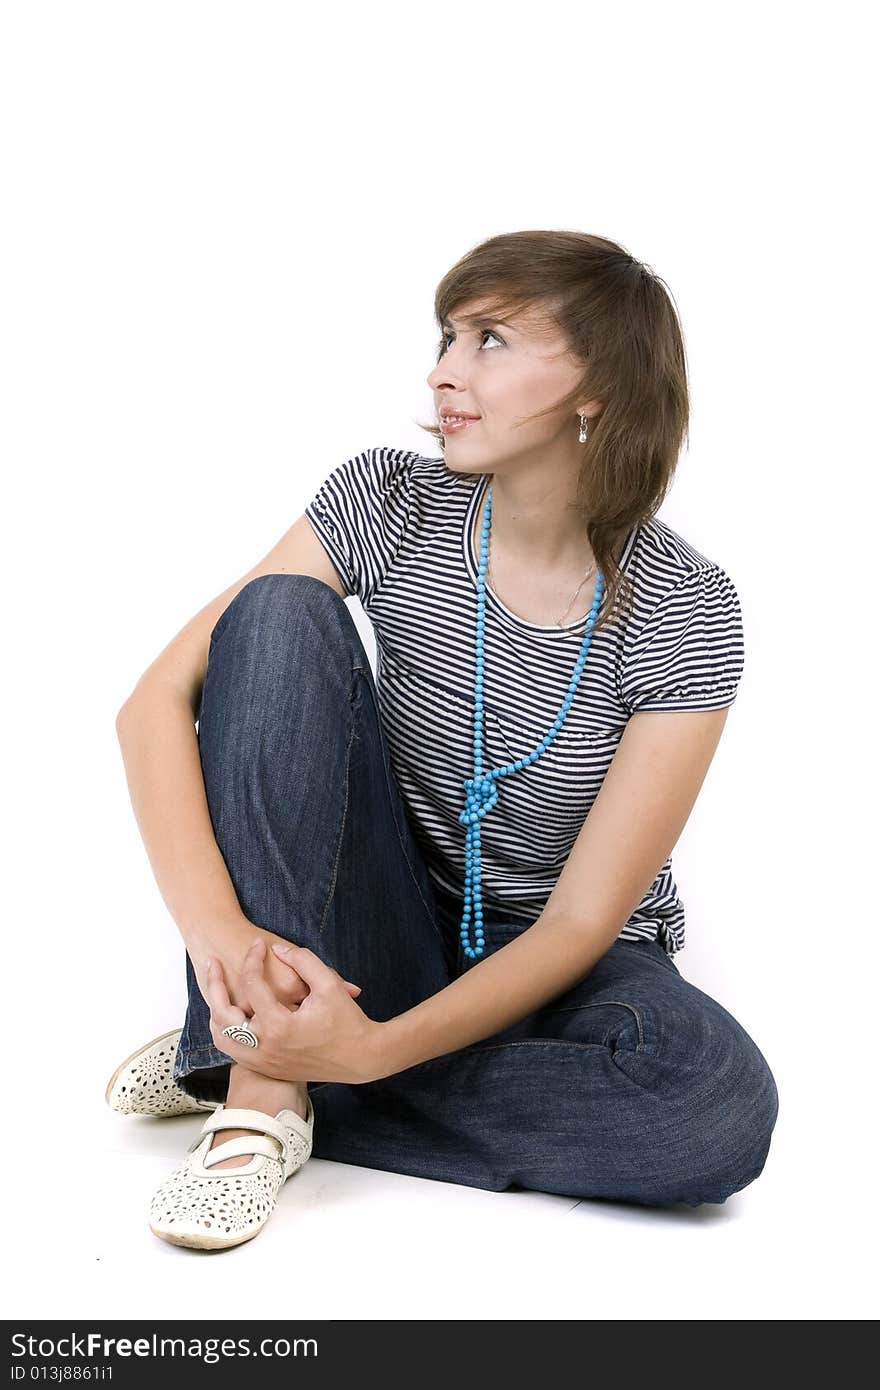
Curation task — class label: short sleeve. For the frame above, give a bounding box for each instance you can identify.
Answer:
[304,446,415,607]
[620,564,745,713]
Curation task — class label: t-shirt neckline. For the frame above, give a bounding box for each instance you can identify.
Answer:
[461,471,639,639]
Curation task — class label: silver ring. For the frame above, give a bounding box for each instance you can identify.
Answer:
[221,1021,259,1049]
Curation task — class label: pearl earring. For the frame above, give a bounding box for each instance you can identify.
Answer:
[578,413,590,443]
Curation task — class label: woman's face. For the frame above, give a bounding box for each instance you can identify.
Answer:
[426,297,597,473]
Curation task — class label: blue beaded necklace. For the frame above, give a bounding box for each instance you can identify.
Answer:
[457,482,605,960]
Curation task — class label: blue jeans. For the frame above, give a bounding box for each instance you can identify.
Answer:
[172,574,779,1207]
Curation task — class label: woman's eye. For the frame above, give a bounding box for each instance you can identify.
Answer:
[439,328,503,355]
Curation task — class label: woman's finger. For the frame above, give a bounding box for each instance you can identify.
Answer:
[204,957,250,1028]
[203,957,265,1068]
[239,940,295,1027]
[203,957,230,1011]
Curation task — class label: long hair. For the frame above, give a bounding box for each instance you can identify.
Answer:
[416,229,690,635]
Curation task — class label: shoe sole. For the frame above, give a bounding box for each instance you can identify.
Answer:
[149,1222,262,1251]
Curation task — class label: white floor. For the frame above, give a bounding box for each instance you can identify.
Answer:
[5,1066,869,1322]
[10,872,875,1323]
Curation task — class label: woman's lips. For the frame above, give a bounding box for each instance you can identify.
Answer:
[440,416,481,434]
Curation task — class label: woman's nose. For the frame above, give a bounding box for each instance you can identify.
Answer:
[427,363,465,391]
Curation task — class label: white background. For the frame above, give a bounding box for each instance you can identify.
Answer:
[3,0,876,1322]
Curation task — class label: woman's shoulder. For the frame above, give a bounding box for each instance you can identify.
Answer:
[364,445,481,511]
[354,443,461,482]
[630,514,738,597]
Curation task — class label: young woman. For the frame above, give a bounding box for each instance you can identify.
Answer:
[109,230,779,1250]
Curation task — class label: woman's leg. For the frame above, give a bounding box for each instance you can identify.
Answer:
[170,569,779,1205]
[171,573,454,1121]
[308,929,780,1208]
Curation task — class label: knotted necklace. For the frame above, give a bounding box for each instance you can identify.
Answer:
[457,482,604,959]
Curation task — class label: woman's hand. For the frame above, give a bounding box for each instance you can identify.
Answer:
[203,937,386,1085]
[192,920,362,1016]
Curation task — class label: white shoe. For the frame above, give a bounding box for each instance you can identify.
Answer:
[148,1101,315,1250]
[105,1028,221,1116]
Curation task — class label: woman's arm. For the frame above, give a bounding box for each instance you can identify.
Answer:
[117,686,364,1016]
[115,510,351,1008]
[372,913,621,1078]
[116,689,323,1014]
[116,688,249,951]
[372,707,731,1078]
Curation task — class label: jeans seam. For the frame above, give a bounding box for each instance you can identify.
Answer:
[356,668,448,955]
[393,1036,635,1079]
[317,676,358,942]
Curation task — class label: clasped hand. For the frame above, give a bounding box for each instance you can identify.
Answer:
[202,937,386,1085]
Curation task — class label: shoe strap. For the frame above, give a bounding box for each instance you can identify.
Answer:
[202,1134,284,1169]
[198,1107,291,1147]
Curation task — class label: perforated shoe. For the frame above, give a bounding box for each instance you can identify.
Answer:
[105,1028,220,1116]
[148,1101,315,1249]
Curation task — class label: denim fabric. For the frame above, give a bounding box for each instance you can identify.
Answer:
[171,573,779,1207]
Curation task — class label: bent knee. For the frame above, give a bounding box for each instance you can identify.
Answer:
[611,1017,780,1203]
[677,1045,780,1202]
[208,572,356,665]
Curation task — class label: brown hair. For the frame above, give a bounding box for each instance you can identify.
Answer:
[416,229,690,635]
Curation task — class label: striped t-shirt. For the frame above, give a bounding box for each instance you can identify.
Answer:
[305,446,745,956]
